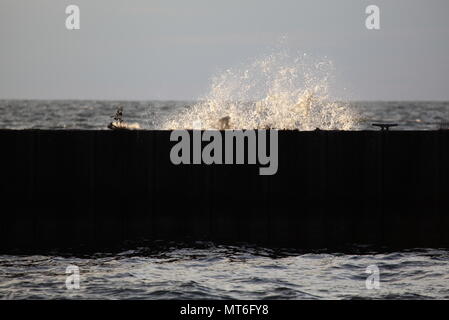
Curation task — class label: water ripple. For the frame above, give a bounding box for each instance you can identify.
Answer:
[1,243,449,299]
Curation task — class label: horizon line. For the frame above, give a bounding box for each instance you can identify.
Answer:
[1,98,449,103]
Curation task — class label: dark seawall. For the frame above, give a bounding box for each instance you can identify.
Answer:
[1,130,448,252]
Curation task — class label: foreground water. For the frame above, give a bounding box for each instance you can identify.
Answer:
[1,243,449,300]
[0,100,448,130]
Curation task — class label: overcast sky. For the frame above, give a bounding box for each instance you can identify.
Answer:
[0,0,448,101]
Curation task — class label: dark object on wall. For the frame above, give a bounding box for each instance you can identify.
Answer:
[372,123,398,131]
[218,116,231,130]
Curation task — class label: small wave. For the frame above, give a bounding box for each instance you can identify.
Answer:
[108,121,141,130]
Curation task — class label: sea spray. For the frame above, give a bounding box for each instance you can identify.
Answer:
[162,50,356,130]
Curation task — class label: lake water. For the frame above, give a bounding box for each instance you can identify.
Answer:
[1,243,449,300]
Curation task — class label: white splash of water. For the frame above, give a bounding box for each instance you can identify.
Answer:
[162,51,356,130]
[108,120,141,130]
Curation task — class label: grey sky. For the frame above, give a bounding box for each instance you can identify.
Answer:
[0,0,448,100]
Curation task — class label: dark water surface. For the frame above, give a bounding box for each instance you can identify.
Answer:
[1,243,449,300]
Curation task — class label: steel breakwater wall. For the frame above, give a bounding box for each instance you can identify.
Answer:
[0,129,448,252]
